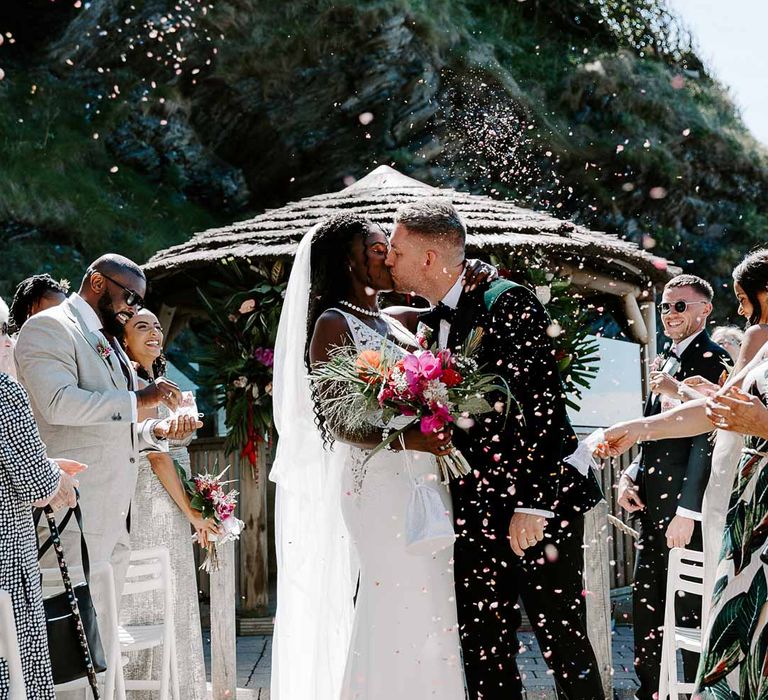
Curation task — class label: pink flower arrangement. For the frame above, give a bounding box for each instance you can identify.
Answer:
[179,465,245,572]
[311,327,512,483]
[384,350,460,435]
[253,347,275,367]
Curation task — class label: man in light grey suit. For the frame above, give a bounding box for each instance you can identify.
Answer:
[15,254,197,598]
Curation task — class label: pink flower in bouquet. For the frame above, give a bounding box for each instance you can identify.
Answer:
[217,501,236,519]
[420,413,446,434]
[420,404,453,434]
[403,351,443,392]
[253,347,274,367]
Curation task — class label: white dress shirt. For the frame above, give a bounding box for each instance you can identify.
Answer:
[435,275,553,519]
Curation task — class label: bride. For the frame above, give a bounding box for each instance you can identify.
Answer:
[270,213,477,699]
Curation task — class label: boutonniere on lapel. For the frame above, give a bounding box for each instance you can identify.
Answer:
[415,321,433,349]
[96,339,113,360]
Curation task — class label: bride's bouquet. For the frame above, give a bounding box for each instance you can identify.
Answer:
[177,464,245,572]
[311,328,514,483]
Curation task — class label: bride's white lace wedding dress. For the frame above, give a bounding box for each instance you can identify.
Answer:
[333,309,465,700]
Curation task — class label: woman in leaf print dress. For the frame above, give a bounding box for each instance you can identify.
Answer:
[696,359,768,700]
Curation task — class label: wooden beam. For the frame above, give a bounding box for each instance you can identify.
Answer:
[639,295,658,401]
[157,304,177,350]
[211,542,238,700]
[561,265,642,298]
[239,444,270,615]
[583,500,614,699]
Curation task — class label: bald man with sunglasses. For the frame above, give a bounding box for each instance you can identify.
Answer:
[14,255,201,634]
[617,274,730,700]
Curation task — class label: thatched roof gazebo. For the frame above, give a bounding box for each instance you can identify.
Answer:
[146,164,677,358]
[146,166,679,667]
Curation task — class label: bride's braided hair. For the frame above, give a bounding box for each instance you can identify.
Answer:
[305,212,382,446]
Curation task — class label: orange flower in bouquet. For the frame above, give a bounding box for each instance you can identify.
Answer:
[355,350,382,382]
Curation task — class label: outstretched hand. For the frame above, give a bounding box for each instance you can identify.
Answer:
[153,415,203,441]
[682,375,721,398]
[595,423,639,458]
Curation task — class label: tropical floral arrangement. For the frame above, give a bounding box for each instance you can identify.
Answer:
[176,462,245,573]
[194,253,598,465]
[196,258,286,466]
[309,328,513,484]
[490,252,599,409]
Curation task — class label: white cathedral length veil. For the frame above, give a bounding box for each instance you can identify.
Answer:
[270,227,357,700]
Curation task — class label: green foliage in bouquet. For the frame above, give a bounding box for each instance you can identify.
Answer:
[489,252,599,409]
[196,258,287,463]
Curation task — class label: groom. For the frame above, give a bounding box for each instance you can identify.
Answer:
[386,200,605,699]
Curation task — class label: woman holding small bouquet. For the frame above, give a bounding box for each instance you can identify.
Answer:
[270,213,499,700]
[119,308,213,700]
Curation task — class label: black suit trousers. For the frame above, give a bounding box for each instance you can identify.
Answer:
[453,512,604,699]
[632,518,703,700]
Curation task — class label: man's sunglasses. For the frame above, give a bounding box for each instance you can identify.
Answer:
[100,272,145,308]
[658,300,708,315]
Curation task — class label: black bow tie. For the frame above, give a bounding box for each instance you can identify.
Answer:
[661,346,679,361]
[421,302,456,328]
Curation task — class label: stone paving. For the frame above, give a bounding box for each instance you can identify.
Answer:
[203,626,640,699]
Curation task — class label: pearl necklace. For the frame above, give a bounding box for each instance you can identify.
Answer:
[338,299,381,318]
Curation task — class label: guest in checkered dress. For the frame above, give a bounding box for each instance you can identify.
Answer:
[0,372,81,698]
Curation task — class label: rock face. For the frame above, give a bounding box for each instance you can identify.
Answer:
[1,0,766,310]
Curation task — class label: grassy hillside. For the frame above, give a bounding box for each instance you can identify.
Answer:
[0,0,765,315]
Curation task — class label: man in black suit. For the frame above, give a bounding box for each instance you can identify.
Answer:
[617,274,730,700]
[387,199,605,700]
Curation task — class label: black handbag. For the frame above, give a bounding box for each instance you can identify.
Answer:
[35,502,107,697]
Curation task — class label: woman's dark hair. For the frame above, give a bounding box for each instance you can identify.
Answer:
[305,212,382,446]
[9,274,69,330]
[134,354,167,382]
[733,249,768,326]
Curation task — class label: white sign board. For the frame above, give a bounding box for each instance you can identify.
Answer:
[567,335,643,430]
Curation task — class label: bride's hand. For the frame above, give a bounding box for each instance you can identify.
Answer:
[188,510,221,548]
[464,259,498,292]
[402,425,454,456]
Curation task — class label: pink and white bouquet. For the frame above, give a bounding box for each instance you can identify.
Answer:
[311,328,514,483]
[178,464,245,572]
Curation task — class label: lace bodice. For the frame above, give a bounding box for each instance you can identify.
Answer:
[329,308,418,355]
[329,308,418,493]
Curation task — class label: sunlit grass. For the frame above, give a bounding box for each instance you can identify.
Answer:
[0,69,217,297]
